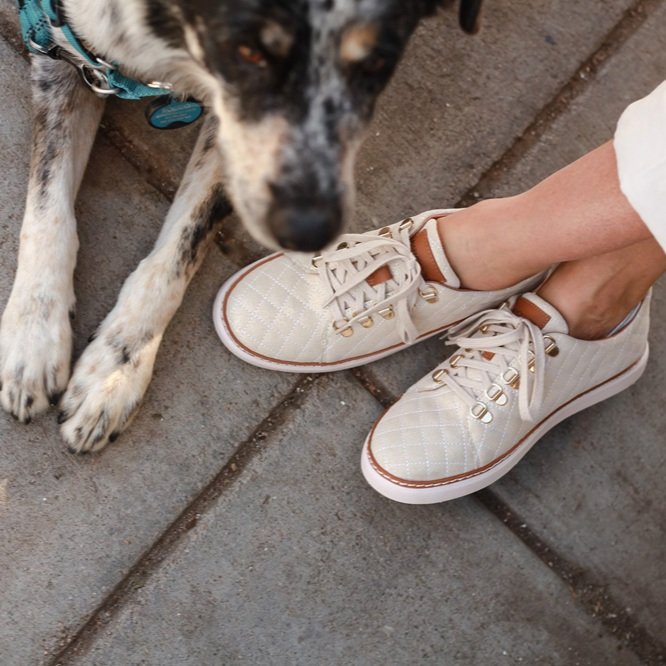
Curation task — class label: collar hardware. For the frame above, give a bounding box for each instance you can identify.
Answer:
[18,0,203,127]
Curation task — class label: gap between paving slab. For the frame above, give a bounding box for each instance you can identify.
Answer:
[61,375,641,666]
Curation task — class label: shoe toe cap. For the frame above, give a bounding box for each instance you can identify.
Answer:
[221,255,331,364]
[368,389,479,483]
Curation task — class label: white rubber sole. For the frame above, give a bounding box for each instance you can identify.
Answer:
[212,266,451,374]
[361,344,649,504]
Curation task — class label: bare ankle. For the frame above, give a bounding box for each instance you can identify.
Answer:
[436,198,545,291]
[538,272,646,340]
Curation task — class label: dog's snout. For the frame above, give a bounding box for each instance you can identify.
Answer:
[268,201,343,253]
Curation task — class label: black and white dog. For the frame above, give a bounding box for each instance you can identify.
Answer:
[0,0,483,452]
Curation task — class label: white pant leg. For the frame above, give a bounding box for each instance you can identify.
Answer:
[614,80,666,252]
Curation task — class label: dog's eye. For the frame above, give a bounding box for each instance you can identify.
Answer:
[238,45,268,68]
[361,55,387,74]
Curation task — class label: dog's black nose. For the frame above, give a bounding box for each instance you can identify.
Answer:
[268,202,342,253]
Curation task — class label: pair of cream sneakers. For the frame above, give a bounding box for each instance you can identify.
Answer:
[214,210,650,504]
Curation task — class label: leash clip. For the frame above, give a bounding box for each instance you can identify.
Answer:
[28,32,120,96]
[77,63,122,97]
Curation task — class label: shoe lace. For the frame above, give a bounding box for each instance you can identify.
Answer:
[317,223,425,343]
[434,306,554,422]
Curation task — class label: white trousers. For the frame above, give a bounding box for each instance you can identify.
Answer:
[615,80,666,251]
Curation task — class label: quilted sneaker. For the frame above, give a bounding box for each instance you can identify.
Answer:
[362,291,651,504]
[214,210,546,372]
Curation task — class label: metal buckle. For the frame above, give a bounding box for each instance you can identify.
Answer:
[78,64,122,96]
[27,31,121,97]
[27,35,53,56]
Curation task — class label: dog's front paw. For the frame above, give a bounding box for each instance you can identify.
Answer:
[0,294,73,423]
[59,333,158,453]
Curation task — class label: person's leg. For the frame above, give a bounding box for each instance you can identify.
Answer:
[538,238,666,340]
[439,141,653,290]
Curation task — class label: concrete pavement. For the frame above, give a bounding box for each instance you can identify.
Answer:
[0,1,664,664]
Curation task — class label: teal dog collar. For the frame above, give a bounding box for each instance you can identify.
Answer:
[17,0,203,128]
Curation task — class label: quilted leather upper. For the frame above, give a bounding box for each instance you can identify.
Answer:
[368,293,651,483]
[221,210,545,366]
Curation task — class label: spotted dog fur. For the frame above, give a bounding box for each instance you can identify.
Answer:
[0,0,481,452]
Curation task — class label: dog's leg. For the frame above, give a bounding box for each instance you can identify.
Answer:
[59,117,228,452]
[0,58,104,422]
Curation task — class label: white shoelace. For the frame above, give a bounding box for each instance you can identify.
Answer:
[435,306,556,422]
[317,223,426,343]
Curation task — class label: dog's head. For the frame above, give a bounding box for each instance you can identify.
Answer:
[179,0,483,252]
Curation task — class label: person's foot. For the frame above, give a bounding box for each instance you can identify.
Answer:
[214,210,547,372]
[361,291,651,503]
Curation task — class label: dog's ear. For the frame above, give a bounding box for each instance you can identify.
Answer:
[459,0,484,34]
[422,0,484,34]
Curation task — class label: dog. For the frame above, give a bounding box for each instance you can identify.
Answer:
[0,0,483,452]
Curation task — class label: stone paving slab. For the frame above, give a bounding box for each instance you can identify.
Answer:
[0,36,297,665]
[0,0,663,663]
[370,0,666,640]
[76,374,640,666]
[352,0,636,227]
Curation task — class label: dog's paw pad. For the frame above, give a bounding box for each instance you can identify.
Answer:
[60,336,153,453]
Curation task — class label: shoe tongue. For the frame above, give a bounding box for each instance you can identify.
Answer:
[410,218,461,288]
[512,293,569,334]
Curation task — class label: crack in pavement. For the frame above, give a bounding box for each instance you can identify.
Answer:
[48,375,320,665]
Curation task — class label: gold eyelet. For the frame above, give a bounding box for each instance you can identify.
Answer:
[378,227,392,238]
[432,368,448,383]
[544,336,560,357]
[333,321,354,337]
[361,316,374,328]
[399,218,414,231]
[449,353,463,368]
[470,402,493,423]
[419,287,439,304]
[337,242,349,250]
[480,324,490,334]
[486,383,508,406]
[379,306,395,320]
[311,255,322,269]
[502,367,520,389]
